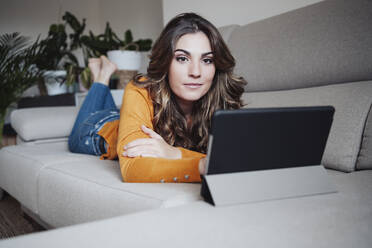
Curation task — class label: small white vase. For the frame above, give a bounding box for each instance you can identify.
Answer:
[107,50,142,70]
[44,70,68,95]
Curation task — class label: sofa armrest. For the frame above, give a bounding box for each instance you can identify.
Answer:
[10,106,78,142]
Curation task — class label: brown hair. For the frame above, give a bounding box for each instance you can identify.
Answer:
[134,13,246,153]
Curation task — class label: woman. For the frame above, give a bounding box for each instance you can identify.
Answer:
[69,12,246,183]
[68,56,119,159]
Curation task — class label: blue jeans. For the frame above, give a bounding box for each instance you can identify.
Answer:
[68,83,120,156]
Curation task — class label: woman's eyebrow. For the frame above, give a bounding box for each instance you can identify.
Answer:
[174,49,213,56]
[202,51,214,56]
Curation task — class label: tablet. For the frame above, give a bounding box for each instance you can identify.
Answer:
[205,106,335,175]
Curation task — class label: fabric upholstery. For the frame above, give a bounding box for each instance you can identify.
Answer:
[357,105,372,170]
[0,141,201,228]
[227,0,372,92]
[241,80,372,172]
[11,106,78,141]
[37,160,201,227]
[217,24,239,43]
[0,141,74,213]
[1,171,371,248]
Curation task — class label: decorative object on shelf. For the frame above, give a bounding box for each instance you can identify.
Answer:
[77,66,92,91]
[107,50,142,71]
[34,19,80,96]
[34,11,153,93]
[0,33,44,146]
[43,70,72,95]
[80,24,152,57]
[63,11,90,91]
[63,12,152,90]
[114,69,138,89]
[80,23,152,89]
[106,29,152,88]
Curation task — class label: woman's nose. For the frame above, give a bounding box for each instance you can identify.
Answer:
[189,60,201,78]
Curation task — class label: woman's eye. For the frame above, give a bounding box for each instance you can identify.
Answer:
[202,58,214,64]
[176,56,188,62]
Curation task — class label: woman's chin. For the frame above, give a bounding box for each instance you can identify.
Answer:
[180,93,206,102]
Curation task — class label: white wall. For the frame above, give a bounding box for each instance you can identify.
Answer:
[0,0,324,48]
[162,0,324,27]
[0,0,101,40]
[0,0,163,42]
[99,0,163,43]
[0,0,163,98]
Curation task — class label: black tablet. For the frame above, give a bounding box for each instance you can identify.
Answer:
[205,106,335,175]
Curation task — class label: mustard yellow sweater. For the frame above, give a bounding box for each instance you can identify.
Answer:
[98,82,205,183]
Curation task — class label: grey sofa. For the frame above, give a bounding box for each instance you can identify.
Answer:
[0,0,371,246]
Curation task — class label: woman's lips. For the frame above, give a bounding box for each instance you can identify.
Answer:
[183,83,203,89]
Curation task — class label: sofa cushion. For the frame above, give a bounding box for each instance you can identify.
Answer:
[218,24,239,43]
[0,140,89,214]
[357,105,372,170]
[241,80,372,172]
[228,0,372,92]
[37,158,201,227]
[11,106,78,141]
[0,141,201,228]
[1,170,371,248]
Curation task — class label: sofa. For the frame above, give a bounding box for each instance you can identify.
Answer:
[0,0,371,246]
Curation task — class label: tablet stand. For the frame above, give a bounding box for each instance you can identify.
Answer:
[201,165,337,206]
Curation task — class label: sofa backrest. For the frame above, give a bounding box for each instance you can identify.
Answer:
[220,0,372,92]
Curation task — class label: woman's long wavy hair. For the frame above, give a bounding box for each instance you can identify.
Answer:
[134,13,246,153]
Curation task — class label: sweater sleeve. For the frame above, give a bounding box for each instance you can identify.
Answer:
[117,83,205,183]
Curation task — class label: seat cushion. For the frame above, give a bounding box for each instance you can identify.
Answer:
[0,141,202,228]
[37,157,202,227]
[0,140,84,214]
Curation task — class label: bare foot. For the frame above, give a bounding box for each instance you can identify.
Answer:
[88,58,101,82]
[95,56,118,86]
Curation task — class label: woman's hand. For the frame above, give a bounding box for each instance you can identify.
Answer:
[198,157,207,175]
[122,125,182,159]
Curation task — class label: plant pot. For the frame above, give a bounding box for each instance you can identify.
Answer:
[107,50,142,89]
[107,50,142,71]
[44,70,69,95]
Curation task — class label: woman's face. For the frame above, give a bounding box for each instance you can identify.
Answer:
[168,32,216,110]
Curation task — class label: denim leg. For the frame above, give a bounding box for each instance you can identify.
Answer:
[68,83,118,155]
[103,87,117,110]
[73,83,117,128]
[68,109,119,155]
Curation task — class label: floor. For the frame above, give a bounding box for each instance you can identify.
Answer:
[0,192,45,240]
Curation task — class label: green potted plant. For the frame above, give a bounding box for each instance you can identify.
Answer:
[34,18,80,95]
[65,21,120,90]
[79,22,152,89]
[0,33,44,146]
[62,11,92,91]
[107,28,152,68]
[62,12,153,90]
[105,28,152,88]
